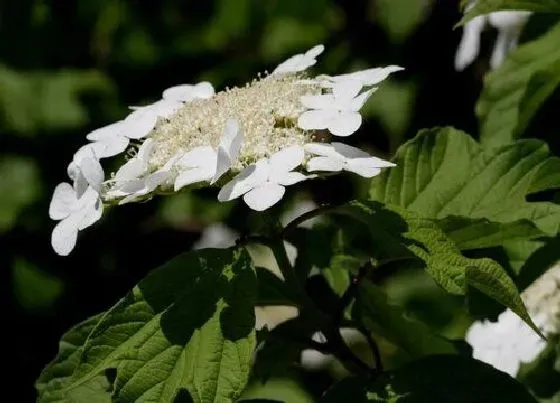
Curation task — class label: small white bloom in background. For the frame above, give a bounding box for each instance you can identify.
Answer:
[271,44,325,75]
[305,142,395,178]
[49,184,102,256]
[455,2,531,71]
[298,80,373,137]
[193,223,238,250]
[466,265,560,377]
[50,45,400,254]
[218,145,308,211]
[487,11,532,70]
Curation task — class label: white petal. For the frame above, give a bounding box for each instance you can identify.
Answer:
[145,170,171,191]
[300,94,336,110]
[344,160,382,178]
[76,198,103,230]
[331,142,369,158]
[162,81,214,102]
[177,146,217,168]
[271,44,325,75]
[217,163,262,202]
[335,65,404,86]
[327,112,362,137]
[137,138,155,161]
[490,29,516,70]
[51,216,80,256]
[306,156,344,172]
[332,80,363,100]
[79,157,104,192]
[86,121,126,141]
[146,99,183,118]
[454,15,486,71]
[123,108,158,139]
[89,136,130,158]
[174,167,214,191]
[212,119,243,184]
[304,142,339,158]
[243,183,285,211]
[49,183,77,220]
[487,11,531,30]
[348,88,374,112]
[274,171,308,186]
[113,158,147,182]
[269,145,305,172]
[297,110,331,131]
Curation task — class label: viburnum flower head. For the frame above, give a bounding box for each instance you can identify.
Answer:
[49,44,401,254]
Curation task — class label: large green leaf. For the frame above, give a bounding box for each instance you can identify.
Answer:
[368,355,538,402]
[477,23,560,148]
[459,0,560,25]
[337,201,540,335]
[356,280,457,358]
[35,314,111,403]
[65,248,257,403]
[369,127,560,238]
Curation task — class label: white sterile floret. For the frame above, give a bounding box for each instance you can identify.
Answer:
[218,145,308,211]
[271,44,325,75]
[298,80,372,137]
[174,119,244,190]
[49,184,102,256]
[305,142,395,177]
[86,81,215,159]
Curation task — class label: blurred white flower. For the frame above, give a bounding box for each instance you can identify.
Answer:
[218,145,308,211]
[193,223,238,250]
[305,142,395,177]
[466,265,560,377]
[271,44,325,75]
[49,184,102,256]
[455,3,531,71]
[298,80,373,137]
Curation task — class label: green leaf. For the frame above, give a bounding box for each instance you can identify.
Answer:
[477,23,560,148]
[337,201,540,336]
[0,155,41,232]
[65,248,257,403]
[369,127,560,237]
[369,355,538,402]
[36,314,111,403]
[460,0,560,25]
[438,216,545,250]
[322,255,358,297]
[356,279,457,358]
[256,266,298,306]
[320,376,370,403]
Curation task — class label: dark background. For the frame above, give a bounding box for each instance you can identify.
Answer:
[2,1,557,401]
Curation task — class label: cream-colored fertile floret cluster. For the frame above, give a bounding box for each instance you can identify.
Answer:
[48,44,402,255]
[149,74,319,171]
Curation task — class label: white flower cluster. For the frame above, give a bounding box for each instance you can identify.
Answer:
[456,2,531,71]
[466,264,560,377]
[49,44,401,255]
